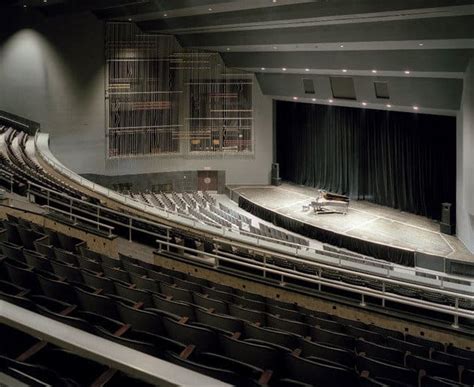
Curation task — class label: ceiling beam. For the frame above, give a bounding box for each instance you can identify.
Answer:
[137,1,474,33]
[171,15,474,48]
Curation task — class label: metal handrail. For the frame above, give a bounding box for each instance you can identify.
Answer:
[43,205,115,236]
[156,240,474,327]
[0,300,227,386]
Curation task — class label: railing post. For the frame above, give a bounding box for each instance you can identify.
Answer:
[318,269,322,291]
[129,218,133,242]
[452,297,459,329]
[263,255,267,278]
[166,229,170,251]
[382,283,386,307]
[360,294,366,307]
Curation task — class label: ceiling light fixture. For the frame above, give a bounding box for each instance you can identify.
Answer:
[293,97,298,100]
[419,43,424,46]
[208,8,213,11]
[282,67,287,71]
[163,13,167,16]
[128,18,132,21]
[386,104,392,108]
[372,69,377,74]
[273,0,277,2]
[329,99,333,103]
[261,67,266,70]
[312,98,316,102]
[305,68,310,72]
[226,48,230,51]
[362,102,367,106]
[273,46,277,50]
[413,106,419,110]
[340,45,344,48]
[404,70,410,74]
[342,69,347,73]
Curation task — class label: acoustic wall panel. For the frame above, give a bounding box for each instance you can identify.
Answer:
[105,23,253,159]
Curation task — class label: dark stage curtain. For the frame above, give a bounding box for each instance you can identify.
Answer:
[276,101,456,220]
[239,196,415,267]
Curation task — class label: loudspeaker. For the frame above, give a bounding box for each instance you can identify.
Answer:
[271,163,281,186]
[271,163,280,179]
[440,202,455,235]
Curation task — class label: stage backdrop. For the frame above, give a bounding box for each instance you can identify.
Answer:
[276,101,456,220]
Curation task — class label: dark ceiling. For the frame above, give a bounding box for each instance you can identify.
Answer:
[4,0,474,114]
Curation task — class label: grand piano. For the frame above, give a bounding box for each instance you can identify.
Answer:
[310,190,350,215]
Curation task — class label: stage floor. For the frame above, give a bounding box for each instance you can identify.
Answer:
[229,183,473,263]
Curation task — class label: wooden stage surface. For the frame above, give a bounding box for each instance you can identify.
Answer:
[229,183,473,263]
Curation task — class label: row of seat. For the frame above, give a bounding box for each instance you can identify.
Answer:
[1,216,473,386]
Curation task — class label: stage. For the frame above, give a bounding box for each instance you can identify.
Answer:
[228,183,473,267]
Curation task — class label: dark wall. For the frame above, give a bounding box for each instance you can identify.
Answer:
[276,101,456,220]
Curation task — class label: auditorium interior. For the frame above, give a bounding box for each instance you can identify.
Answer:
[1,1,474,386]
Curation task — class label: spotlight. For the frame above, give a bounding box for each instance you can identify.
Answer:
[372,69,377,74]
[293,96,298,100]
[413,106,419,110]
[362,102,367,106]
[342,69,347,73]
[386,104,392,108]
[404,70,410,74]
[282,67,287,71]
[329,99,333,103]
[305,68,310,72]
[312,98,316,101]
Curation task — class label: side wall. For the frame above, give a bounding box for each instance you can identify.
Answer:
[0,13,106,174]
[0,14,273,185]
[456,56,474,253]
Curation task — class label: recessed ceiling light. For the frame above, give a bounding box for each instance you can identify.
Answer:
[312,98,316,102]
[282,67,287,71]
[362,102,367,106]
[413,106,419,110]
[386,104,392,108]
[340,45,344,48]
[404,70,410,74]
[372,69,377,74]
[305,68,310,72]
[261,67,266,70]
[342,69,347,73]
[164,13,167,16]
[293,96,298,100]
[226,48,230,51]
[419,43,424,46]
[329,99,333,103]
[208,8,213,11]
